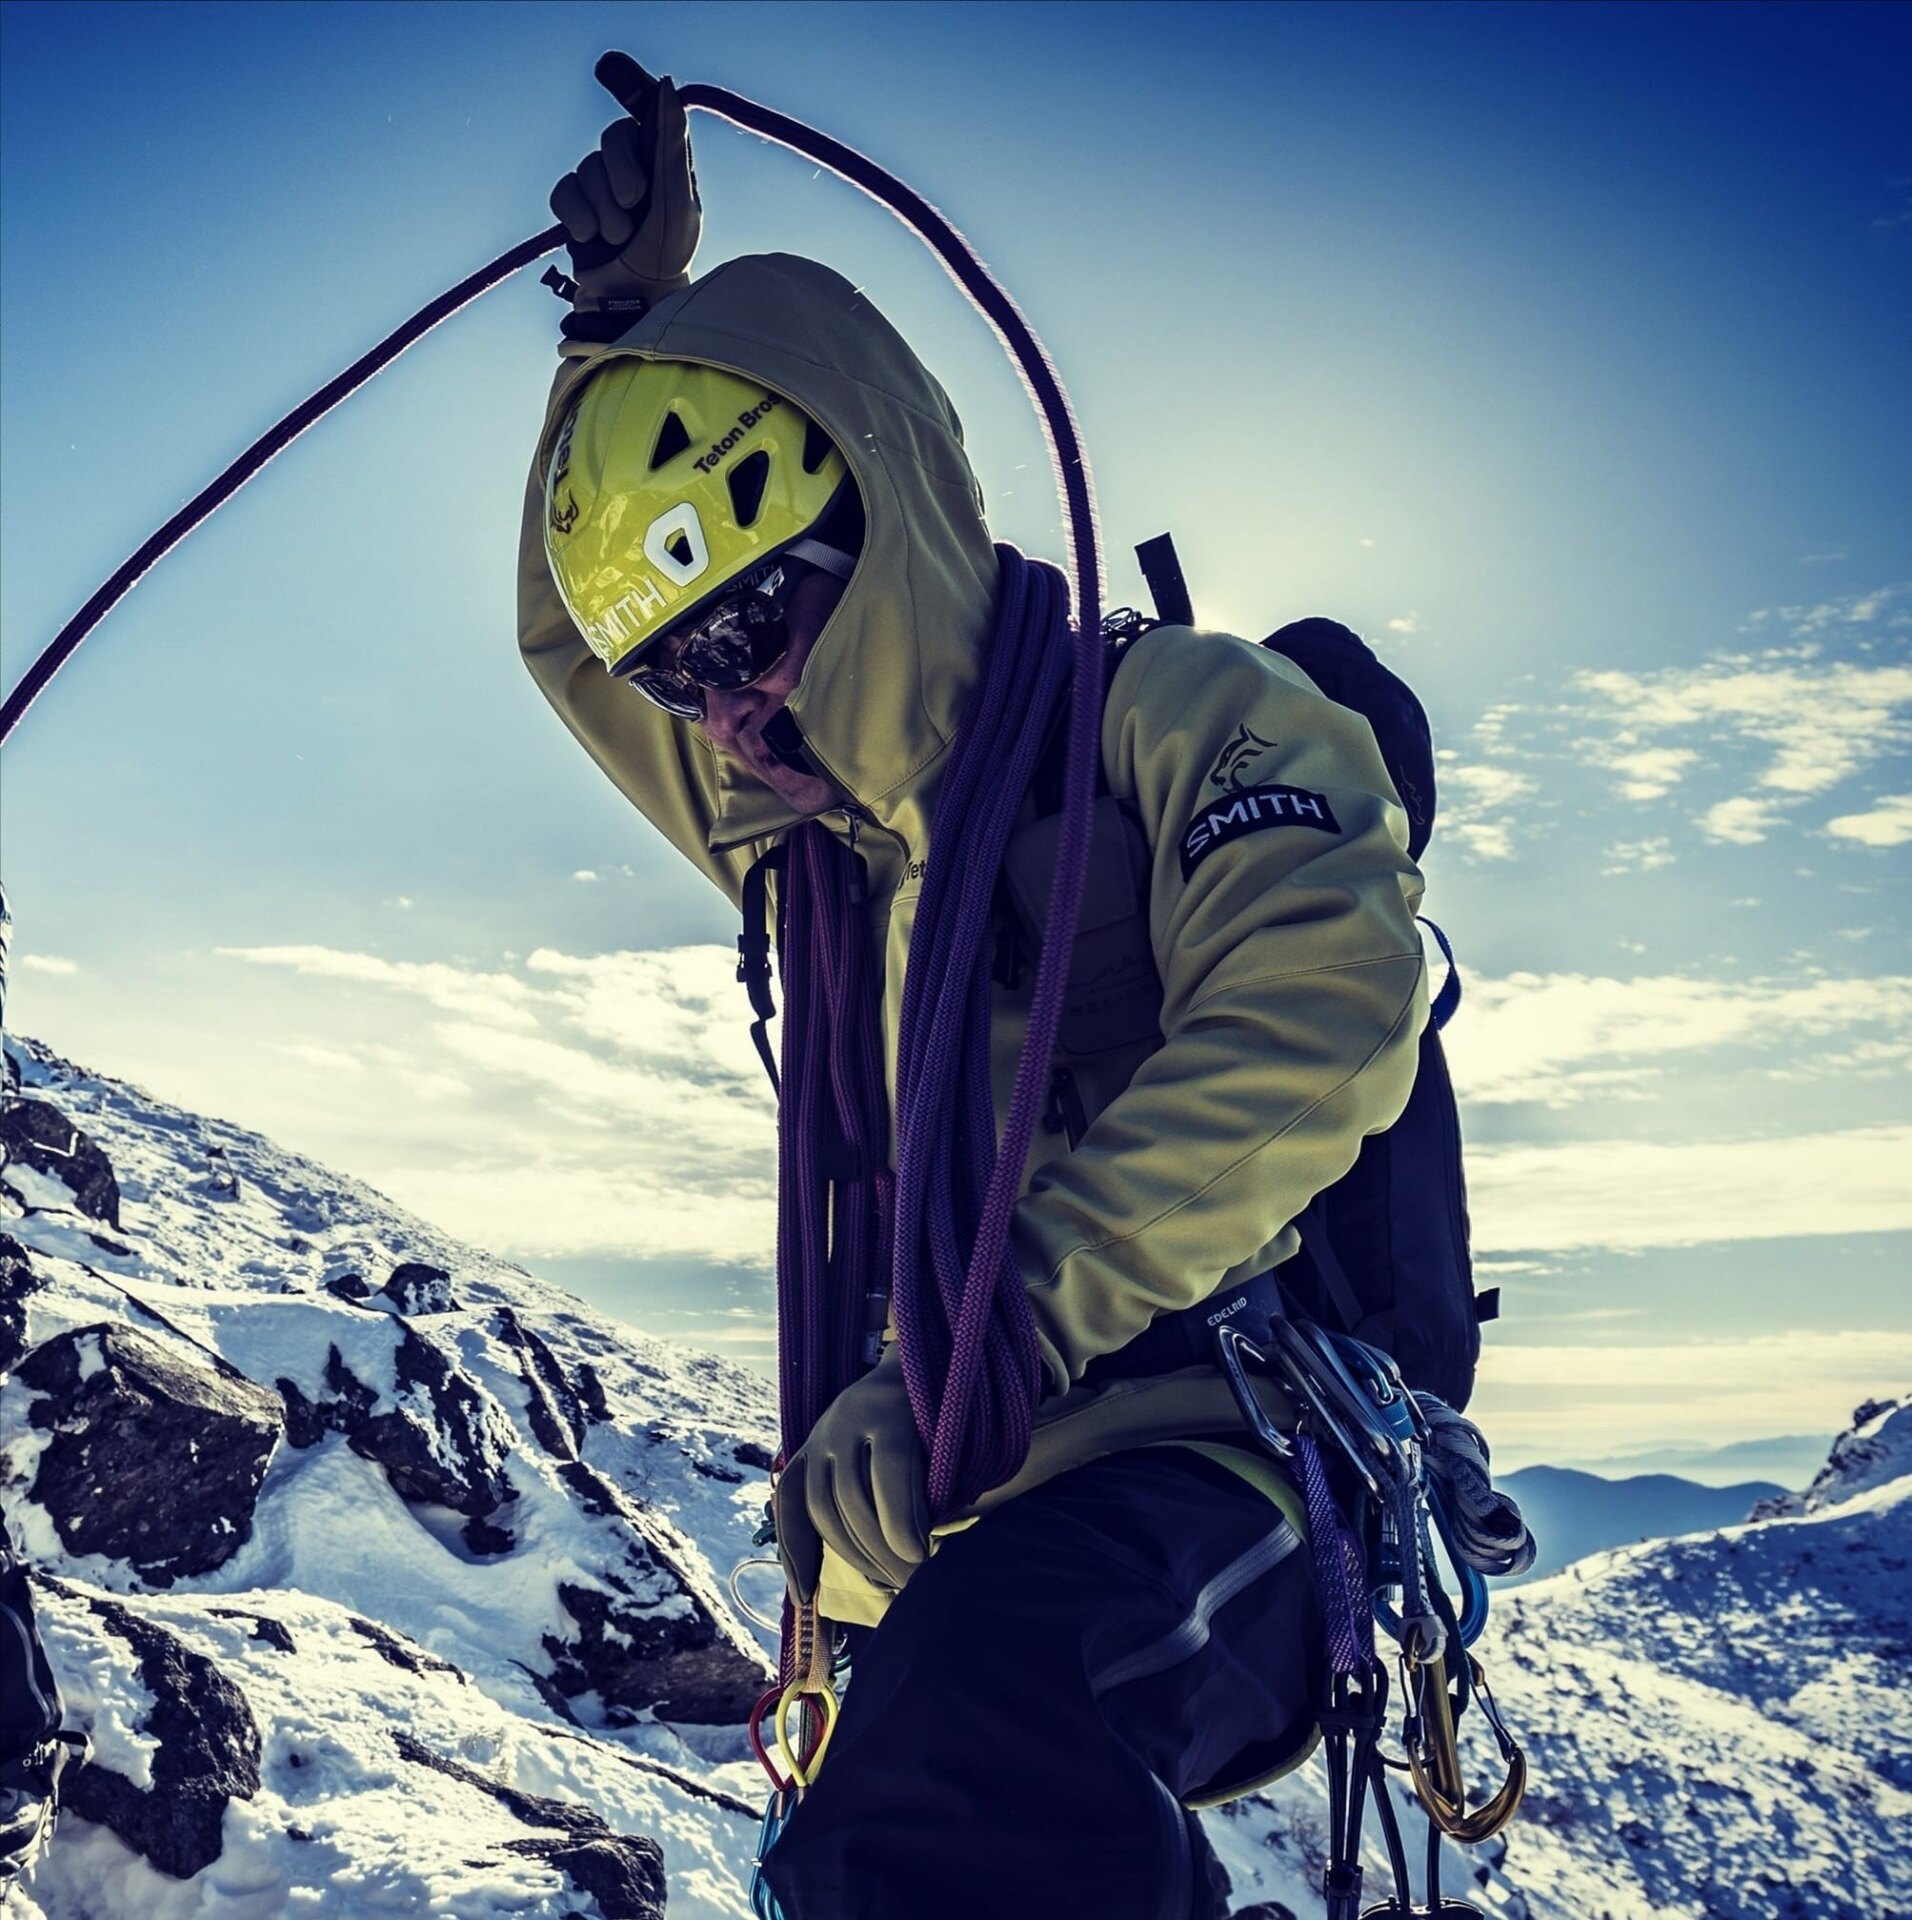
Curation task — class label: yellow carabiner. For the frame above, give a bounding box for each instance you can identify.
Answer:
[773,1679,840,1791]
[1403,1650,1526,1845]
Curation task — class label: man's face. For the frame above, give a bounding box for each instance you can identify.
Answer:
[695,566,848,815]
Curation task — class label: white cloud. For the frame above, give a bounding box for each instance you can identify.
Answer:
[1447,970,1912,1107]
[1699,795,1784,845]
[1580,745,1699,802]
[572,870,600,882]
[220,947,549,1032]
[1575,642,1912,809]
[1744,585,1907,638]
[1386,614,1420,635]
[1825,793,1912,848]
[1469,1124,1912,1252]
[1469,1328,1912,1458]
[17,954,79,976]
[1600,837,1674,874]
[212,942,778,1266]
[385,1158,776,1265]
[1436,760,1537,862]
[275,1042,365,1074]
[1444,764,1536,809]
[1447,821,1518,861]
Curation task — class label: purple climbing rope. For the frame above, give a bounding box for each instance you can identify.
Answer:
[774,822,894,1460]
[771,546,1101,1523]
[888,546,1101,1517]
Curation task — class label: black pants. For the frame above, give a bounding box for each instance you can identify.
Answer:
[761,1447,1321,1920]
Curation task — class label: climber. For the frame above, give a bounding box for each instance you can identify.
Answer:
[519,58,1429,1920]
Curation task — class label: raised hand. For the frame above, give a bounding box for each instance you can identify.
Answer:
[550,53,702,340]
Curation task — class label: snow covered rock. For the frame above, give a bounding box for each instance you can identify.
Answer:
[544,1457,768,1725]
[39,1577,262,1879]
[1,1033,778,1913]
[26,1580,707,1917]
[379,1259,459,1315]
[15,1322,282,1585]
[1750,1393,1911,1519]
[275,1324,519,1519]
[1475,1434,1912,1918]
[0,1099,120,1229]
[1,1229,42,1373]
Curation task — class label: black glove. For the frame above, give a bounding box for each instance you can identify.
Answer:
[550,52,701,343]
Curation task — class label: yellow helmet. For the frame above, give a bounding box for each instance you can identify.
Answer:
[543,360,851,675]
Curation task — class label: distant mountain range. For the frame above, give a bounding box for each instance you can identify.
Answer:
[1496,1464,1784,1584]
[1557,1432,1835,1487]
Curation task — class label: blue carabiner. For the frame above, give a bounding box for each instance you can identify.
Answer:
[1427,1482,1490,1648]
[751,1791,793,1920]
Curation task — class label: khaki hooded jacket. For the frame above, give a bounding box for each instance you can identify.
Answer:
[518,254,1429,1635]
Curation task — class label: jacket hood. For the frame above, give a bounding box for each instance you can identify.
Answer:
[537,253,1000,845]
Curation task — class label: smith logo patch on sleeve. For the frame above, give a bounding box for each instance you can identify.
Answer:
[1179,784,1342,878]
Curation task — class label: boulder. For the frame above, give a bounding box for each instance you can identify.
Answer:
[543,1459,771,1725]
[1,1230,41,1374]
[393,1730,666,1920]
[53,1585,262,1878]
[17,1324,282,1585]
[577,1361,611,1424]
[275,1334,516,1520]
[1753,1395,1912,1519]
[346,1329,516,1516]
[0,1099,120,1227]
[380,1261,458,1316]
[495,1306,585,1459]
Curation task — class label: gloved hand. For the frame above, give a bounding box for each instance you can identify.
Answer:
[549,52,702,342]
[776,1348,931,1604]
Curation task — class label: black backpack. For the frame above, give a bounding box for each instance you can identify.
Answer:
[1258,616,1488,1410]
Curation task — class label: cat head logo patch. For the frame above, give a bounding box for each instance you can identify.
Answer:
[1207,725,1277,793]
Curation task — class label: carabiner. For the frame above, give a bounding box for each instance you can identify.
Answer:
[1215,1322,1296,1460]
[1400,1649,1526,1845]
[1425,1482,1491,1648]
[774,1679,841,1790]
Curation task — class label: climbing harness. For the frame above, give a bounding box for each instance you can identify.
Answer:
[1212,1270,1532,1918]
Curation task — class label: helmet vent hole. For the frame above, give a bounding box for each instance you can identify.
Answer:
[665,531,695,567]
[650,410,692,470]
[801,418,835,476]
[728,450,771,529]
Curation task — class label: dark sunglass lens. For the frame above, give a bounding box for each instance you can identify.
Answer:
[629,666,705,719]
[682,594,788,692]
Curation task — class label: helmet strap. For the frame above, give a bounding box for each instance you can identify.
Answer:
[785,536,857,581]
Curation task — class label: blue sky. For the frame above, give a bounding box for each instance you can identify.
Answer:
[3,1,1908,1465]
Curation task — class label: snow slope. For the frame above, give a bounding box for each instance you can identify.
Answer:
[3,1034,1906,1919]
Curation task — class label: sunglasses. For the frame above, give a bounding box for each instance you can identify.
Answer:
[623,562,802,721]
